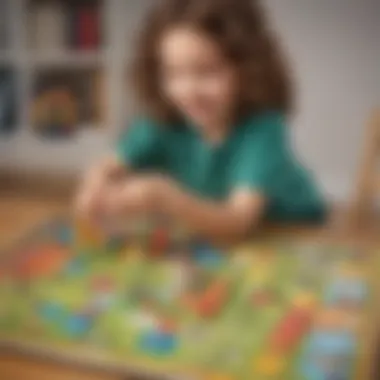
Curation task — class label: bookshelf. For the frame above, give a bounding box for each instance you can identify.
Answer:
[0,0,145,173]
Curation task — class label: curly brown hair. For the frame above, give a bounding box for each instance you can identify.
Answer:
[131,0,294,123]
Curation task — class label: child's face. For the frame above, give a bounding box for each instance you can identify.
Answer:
[159,26,238,129]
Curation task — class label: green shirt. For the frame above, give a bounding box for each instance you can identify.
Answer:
[117,112,326,222]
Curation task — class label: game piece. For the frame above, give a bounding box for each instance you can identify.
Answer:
[139,330,177,356]
[159,318,177,334]
[76,217,108,250]
[55,224,73,245]
[38,302,66,322]
[65,314,93,338]
[300,329,355,380]
[255,352,286,376]
[64,256,86,277]
[192,242,225,269]
[292,291,318,310]
[149,227,170,256]
[248,261,271,286]
[16,245,69,279]
[324,278,368,308]
[269,307,312,352]
[190,280,229,318]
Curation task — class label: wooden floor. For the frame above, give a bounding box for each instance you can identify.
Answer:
[0,192,378,380]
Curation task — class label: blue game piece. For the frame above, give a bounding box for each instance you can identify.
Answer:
[55,224,73,245]
[158,333,177,352]
[64,256,86,276]
[307,330,356,356]
[139,331,177,355]
[300,330,356,380]
[324,279,368,306]
[65,314,92,338]
[38,302,66,322]
[191,242,224,268]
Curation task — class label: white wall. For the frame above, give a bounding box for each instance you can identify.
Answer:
[265,0,379,201]
[1,0,379,202]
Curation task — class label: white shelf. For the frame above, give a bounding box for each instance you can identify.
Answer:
[28,50,106,68]
[0,0,139,173]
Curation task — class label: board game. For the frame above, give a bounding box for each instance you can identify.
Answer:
[0,219,378,380]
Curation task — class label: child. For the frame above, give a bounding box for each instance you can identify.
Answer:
[76,0,326,242]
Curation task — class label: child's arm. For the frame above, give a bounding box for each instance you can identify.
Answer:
[109,113,290,242]
[109,175,266,243]
[76,118,163,220]
[75,154,129,219]
[162,182,266,243]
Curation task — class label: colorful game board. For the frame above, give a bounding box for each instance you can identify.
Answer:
[0,219,378,380]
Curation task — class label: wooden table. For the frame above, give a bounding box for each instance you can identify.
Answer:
[0,193,378,380]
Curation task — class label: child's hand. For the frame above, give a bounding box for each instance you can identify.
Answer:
[74,156,128,221]
[75,180,104,221]
[103,175,175,219]
[75,168,109,221]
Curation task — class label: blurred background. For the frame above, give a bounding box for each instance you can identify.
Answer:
[0,2,379,380]
[0,0,379,203]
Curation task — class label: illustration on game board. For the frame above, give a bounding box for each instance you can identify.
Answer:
[0,219,374,380]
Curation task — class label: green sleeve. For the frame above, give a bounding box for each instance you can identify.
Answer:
[116,118,164,170]
[231,112,291,197]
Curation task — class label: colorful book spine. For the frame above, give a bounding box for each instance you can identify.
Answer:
[66,2,100,51]
[77,5,99,50]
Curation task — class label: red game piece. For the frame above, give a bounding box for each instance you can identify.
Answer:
[198,281,228,318]
[150,227,170,255]
[269,307,312,352]
[159,318,177,333]
[15,245,69,280]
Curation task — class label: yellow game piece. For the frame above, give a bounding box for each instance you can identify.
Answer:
[292,291,317,310]
[121,245,144,262]
[249,263,271,285]
[75,218,104,248]
[255,352,285,376]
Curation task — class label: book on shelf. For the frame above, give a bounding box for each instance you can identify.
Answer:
[0,0,9,50]
[0,70,16,133]
[28,0,102,52]
[29,0,67,51]
[72,3,101,50]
